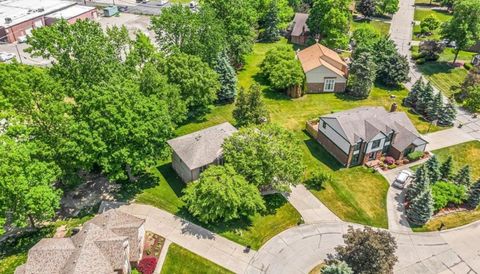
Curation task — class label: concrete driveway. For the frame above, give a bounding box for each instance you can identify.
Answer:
[383,169,412,233]
[423,127,476,151]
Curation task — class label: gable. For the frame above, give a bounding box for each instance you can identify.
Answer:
[306,66,347,83]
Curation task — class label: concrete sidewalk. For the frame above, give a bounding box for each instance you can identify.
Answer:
[119,203,255,273]
[423,127,476,151]
[283,184,341,224]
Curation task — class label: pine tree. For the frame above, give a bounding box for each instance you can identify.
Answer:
[467,179,480,208]
[426,93,443,121]
[263,0,280,42]
[416,82,434,115]
[439,155,453,181]
[407,188,434,226]
[233,84,270,127]
[425,155,441,183]
[455,165,472,186]
[214,51,237,102]
[438,103,456,126]
[404,79,424,107]
[407,166,430,201]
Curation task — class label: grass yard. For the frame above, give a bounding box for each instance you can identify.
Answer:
[415,0,441,6]
[351,20,391,36]
[161,243,233,274]
[412,141,480,232]
[413,8,452,41]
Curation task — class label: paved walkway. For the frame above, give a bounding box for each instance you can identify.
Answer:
[282,185,340,223]
[118,203,255,273]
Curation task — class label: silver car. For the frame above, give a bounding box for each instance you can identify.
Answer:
[392,170,413,189]
[0,52,15,62]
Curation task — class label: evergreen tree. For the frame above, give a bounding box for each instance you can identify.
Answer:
[263,0,281,42]
[426,93,443,121]
[416,82,434,115]
[347,51,377,99]
[467,179,480,208]
[233,84,270,127]
[404,79,424,107]
[407,166,430,200]
[407,188,434,225]
[439,155,454,181]
[356,0,376,18]
[455,165,472,186]
[323,261,354,274]
[214,51,238,102]
[425,155,441,183]
[438,103,457,126]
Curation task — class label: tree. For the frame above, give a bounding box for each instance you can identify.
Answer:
[214,51,238,102]
[419,40,445,61]
[351,26,382,54]
[0,136,61,229]
[441,0,480,64]
[233,84,270,126]
[454,165,472,186]
[426,93,443,121]
[416,82,435,115]
[262,46,305,92]
[404,78,424,107]
[431,181,467,210]
[323,261,353,274]
[182,165,265,223]
[258,0,294,30]
[425,155,441,183]
[373,38,410,86]
[420,15,440,35]
[307,0,351,49]
[223,124,305,192]
[464,86,480,113]
[204,0,258,67]
[407,188,434,225]
[467,179,480,208]
[439,156,454,181]
[440,0,455,11]
[407,166,431,200]
[263,0,281,42]
[458,67,480,101]
[356,0,376,18]
[347,52,377,98]
[327,226,398,274]
[376,0,400,14]
[438,102,457,126]
[150,5,227,66]
[163,52,220,116]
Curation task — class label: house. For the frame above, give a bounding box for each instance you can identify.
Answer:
[472,54,480,67]
[297,43,349,93]
[167,122,237,183]
[310,107,428,167]
[15,209,145,274]
[289,13,309,45]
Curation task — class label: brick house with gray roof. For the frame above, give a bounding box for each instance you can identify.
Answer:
[314,107,428,167]
[15,209,145,274]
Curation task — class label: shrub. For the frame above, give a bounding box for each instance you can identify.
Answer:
[411,52,424,60]
[416,58,426,64]
[137,257,158,274]
[384,156,395,165]
[464,62,473,70]
[388,164,397,169]
[305,170,333,190]
[407,151,423,161]
[431,181,468,211]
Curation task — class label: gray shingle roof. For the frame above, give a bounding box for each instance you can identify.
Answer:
[321,107,427,151]
[15,210,145,274]
[167,122,237,170]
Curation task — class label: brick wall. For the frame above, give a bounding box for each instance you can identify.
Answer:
[306,82,347,93]
[316,127,350,166]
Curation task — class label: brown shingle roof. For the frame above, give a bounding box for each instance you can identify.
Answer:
[297,43,348,77]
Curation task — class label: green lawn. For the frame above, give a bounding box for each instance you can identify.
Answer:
[161,243,233,274]
[352,20,391,36]
[415,0,441,6]
[413,8,451,41]
[412,141,480,232]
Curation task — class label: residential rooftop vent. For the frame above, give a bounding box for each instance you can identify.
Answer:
[4,17,12,24]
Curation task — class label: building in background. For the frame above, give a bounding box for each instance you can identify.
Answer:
[45,5,97,26]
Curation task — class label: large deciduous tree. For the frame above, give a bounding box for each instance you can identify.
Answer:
[441,0,480,64]
[307,0,351,49]
[347,52,377,98]
[182,165,265,223]
[223,124,305,192]
[233,84,270,127]
[373,38,410,86]
[327,226,398,274]
[376,0,400,14]
[262,46,304,93]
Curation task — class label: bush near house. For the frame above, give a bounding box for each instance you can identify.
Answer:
[137,257,158,274]
[407,151,424,161]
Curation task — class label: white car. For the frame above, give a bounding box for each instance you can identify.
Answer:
[392,170,413,189]
[0,52,15,62]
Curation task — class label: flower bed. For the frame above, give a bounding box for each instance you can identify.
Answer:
[136,231,165,274]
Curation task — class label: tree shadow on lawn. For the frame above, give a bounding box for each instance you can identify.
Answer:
[417,61,456,76]
[303,130,343,172]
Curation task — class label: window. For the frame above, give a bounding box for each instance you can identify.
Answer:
[322,121,327,129]
[353,142,361,151]
[351,153,360,164]
[385,133,393,143]
[372,139,381,149]
[324,78,336,92]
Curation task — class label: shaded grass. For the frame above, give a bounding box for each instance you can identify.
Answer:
[413,8,452,41]
[161,243,234,274]
[351,20,391,36]
[412,207,480,232]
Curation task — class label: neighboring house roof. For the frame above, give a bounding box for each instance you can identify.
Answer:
[290,13,309,37]
[15,209,145,274]
[297,43,348,78]
[321,107,427,151]
[167,122,238,170]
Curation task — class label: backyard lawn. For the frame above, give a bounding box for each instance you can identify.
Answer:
[161,243,233,274]
[412,141,480,232]
[413,8,451,41]
[351,19,391,36]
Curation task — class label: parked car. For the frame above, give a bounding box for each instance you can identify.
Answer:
[392,170,414,189]
[0,52,15,62]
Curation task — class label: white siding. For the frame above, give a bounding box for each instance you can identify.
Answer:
[319,120,350,154]
[306,66,347,84]
[415,143,426,152]
[366,132,387,153]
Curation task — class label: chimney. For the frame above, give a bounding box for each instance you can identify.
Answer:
[390,103,398,112]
